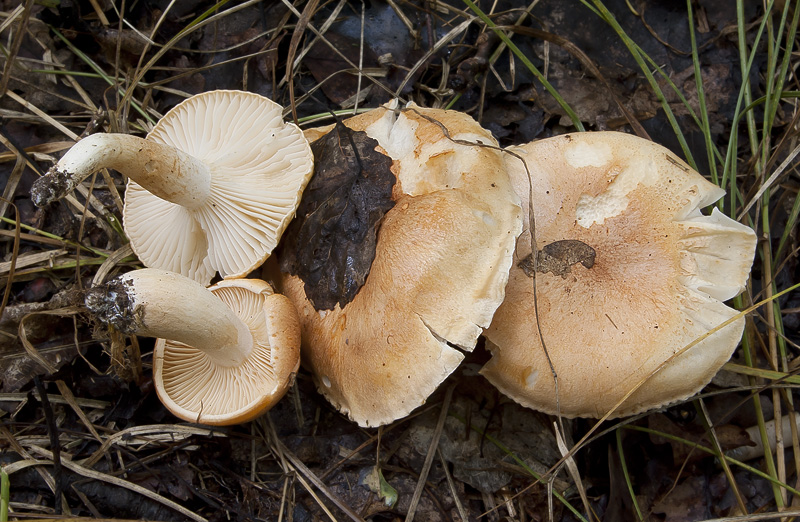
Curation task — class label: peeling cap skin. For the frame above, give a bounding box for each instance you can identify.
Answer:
[86,268,301,425]
[33,90,313,285]
[279,103,523,427]
[482,132,757,418]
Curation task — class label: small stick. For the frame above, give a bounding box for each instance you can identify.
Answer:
[33,376,63,515]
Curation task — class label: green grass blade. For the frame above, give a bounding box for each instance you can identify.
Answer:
[0,467,8,522]
[626,425,800,497]
[616,429,643,521]
[724,363,800,385]
[450,412,589,522]
[774,191,800,264]
[686,0,718,185]
[461,0,585,131]
[119,0,234,110]
[580,0,697,169]
[48,27,155,124]
[0,217,116,257]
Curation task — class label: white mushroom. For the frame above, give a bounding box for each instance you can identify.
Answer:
[86,268,301,425]
[32,90,313,285]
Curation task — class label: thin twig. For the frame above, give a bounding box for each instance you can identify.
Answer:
[26,445,208,522]
[0,0,34,97]
[406,383,455,522]
[33,376,63,515]
[267,415,366,522]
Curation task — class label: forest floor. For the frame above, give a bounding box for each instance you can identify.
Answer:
[0,0,799,521]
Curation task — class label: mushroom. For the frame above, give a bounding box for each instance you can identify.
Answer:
[32,90,313,285]
[86,268,301,425]
[482,132,757,418]
[276,103,523,427]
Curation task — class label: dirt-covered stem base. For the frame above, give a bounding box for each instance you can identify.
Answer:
[86,269,253,367]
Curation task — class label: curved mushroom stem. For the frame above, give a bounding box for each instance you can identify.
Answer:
[31,133,211,209]
[86,268,252,367]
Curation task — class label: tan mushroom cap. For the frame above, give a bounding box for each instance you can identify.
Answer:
[482,132,757,418]
[150,276,300,425]
[124,90,313,285]
[280,103,523,427]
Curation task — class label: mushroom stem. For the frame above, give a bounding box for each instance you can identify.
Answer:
[31,133,212,209]
[86,269,253,367]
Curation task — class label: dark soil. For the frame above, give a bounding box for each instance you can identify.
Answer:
[1,0,798,521]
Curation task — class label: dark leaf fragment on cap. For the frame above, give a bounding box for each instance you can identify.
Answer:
[519,239,596,278]
[279,122,395,310]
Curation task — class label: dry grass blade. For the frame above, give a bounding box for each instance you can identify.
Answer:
[438,448,468,522]
[0,0,34,97]
[0,5,24,35]
[394,18,476,97]
[696,400,748,513]
[737,141,800,219]
[0,392,109,409]
[0,141,73,164]
[0,426,57,494]
[82,424,226,468]
[406,384,455,522]
[25,446,208,522]
[0,200,21,321]
[554,423,592,521]
[278,0,400,112]
[285,0,321,124]
[289,469,339,521]
[4,90,77,140]
[636,4,690,56]
[385,0,418,39]
[282,0,348,86]
[695,510,800,522]
[19,519,155,522]
[0,140,27,219]
[499,24,651,139]
[268,422,366,522]
[53,381,103,444]
[91,244,135,286]
[19,308,84,375]
[0,249,68,276]
[86,0,109,24]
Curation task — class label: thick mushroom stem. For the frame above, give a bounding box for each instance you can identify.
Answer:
[31,133,212,209]
[85,269,252,367]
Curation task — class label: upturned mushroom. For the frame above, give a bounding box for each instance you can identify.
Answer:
[276,103,523,427]
[482,132,757,418]
[86,268,301,425]
[32,90,313,285]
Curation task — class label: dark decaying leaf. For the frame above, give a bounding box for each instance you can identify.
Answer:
[518,239,596,278]
[279,122,395,310]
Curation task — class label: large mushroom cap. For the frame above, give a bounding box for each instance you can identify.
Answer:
[278,103,523,427]
[124,90,313,284]
[482,132,757,418]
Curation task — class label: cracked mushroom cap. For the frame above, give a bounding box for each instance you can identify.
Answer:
[482,132,757,418]
[278,103,523,427]
[87,269,301,425]
[124,90,313,284]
